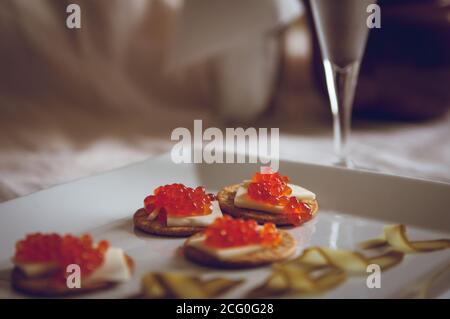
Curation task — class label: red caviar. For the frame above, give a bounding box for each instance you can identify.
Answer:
[14,233,61,263]
[284,197,313,226]
[204,216,282,248]
[247,171,292,204]
[144,184,215,224]
[14,233,109,281]
[58,234,109,279]
[247,170,313,226]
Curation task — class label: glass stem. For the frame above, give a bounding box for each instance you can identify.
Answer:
[322,59,361,167]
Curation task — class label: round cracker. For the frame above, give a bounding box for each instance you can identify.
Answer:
[12,254,134,297]
[133,208,204,237]
[183,231,296,269]
[217,184,318,226]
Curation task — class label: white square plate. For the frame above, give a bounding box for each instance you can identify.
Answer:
[0,154,449,298]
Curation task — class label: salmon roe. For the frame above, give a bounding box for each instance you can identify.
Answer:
[144,183,215,224]
[14,233,109,281]
[204,216,282,248]
[247,170,313,226]
[14,233,61,263]
[58,234,109,279]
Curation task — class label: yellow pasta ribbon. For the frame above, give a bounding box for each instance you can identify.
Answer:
[360,224,450,253]
[141,272,243,299]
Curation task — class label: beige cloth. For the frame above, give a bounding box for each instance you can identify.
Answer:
[0,0,213,200]
[0,0,449,202]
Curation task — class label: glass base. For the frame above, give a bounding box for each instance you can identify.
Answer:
[333,157,354,169]
[332,157,379,172]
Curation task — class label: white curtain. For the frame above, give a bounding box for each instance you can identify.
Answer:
[0,0,213,113]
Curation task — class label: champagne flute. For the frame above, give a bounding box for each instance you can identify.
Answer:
[310,0,377,167]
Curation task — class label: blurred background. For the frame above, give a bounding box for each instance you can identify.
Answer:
[0,0,449,202]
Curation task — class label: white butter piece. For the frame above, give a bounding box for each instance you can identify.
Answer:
[87,247,131,283]
[234,182,315,214]
[166,201,223,227]
[15,247,130,283]
[15,261,58,278]
[188,235,263,259]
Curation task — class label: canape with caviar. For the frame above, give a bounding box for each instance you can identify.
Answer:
[133,183,223,237]
[11,233,133,296]
[183,216,296,268]
[217,169,318,226]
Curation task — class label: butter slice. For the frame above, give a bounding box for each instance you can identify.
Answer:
[166,201,223,227]
[87,247,131,283]
[14,247,131,283]
[234,182,315,214]
[14,261,58,278]
[188,235,263,259]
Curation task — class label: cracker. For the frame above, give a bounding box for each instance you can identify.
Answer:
[217,184,318,226]
[183,231,296,268]
[133,208,204,237]
[12,254,134,297]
